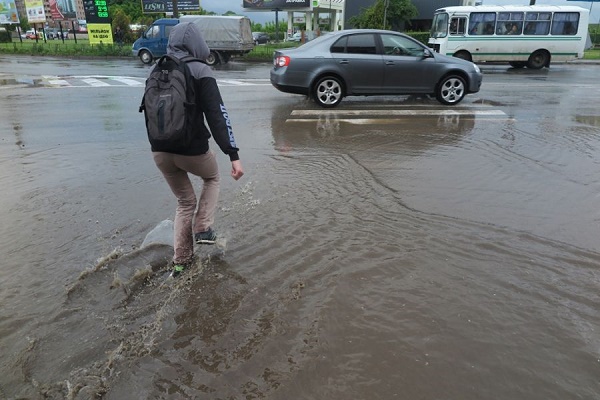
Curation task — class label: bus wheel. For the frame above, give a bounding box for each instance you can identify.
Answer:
[453,51,472,62]
[509,61,526,69]
[526,50,549,69]
[139,50,153,64]
[436,74,466,105]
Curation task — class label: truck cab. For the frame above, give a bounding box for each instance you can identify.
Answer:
[132,18,178,64]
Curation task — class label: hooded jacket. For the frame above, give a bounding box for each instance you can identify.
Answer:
[162,21,239,161]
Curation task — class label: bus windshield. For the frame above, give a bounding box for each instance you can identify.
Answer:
[431,13,449,39]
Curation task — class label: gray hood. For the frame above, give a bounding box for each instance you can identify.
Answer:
[166,22,210,61]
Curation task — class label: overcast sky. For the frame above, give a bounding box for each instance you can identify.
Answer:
[200,0,600,25]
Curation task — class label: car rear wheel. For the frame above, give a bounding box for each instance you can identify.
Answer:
[139,50,153,64]
[435,75,466,105]
[312,76,343,108]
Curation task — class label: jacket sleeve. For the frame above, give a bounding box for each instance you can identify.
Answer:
[197,77,240,161]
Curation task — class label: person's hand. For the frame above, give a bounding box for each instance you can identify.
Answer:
[231,160,244,181]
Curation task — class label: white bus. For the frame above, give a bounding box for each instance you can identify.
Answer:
[428,5,590,69]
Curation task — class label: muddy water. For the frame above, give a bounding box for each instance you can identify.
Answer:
[0,58,599,399]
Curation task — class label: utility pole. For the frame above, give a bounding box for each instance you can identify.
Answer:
[529,0,536,5]
[172,0,179,18]
[383,0,389,30]
[274,8,280,41]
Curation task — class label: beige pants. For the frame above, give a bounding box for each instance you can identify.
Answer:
[153,151,220,264]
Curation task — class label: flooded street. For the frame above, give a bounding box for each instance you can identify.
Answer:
[0,56,599,399]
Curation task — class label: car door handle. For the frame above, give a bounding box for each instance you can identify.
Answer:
[339,60,349,64]
[385,61,395,65]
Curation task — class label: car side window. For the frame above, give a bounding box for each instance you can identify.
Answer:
[381,34,424,57]
[331,37,347,53]
[345,34,377,55]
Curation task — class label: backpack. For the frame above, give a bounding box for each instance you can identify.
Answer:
[139,54,201,152]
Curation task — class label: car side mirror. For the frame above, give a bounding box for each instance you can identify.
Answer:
[423,48,434,59]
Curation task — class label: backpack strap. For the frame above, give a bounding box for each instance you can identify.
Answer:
[157,54,182,67]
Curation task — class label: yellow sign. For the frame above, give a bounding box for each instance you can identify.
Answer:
[88,23,113,45]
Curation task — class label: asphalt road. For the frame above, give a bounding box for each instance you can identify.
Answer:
[1,55,599,399]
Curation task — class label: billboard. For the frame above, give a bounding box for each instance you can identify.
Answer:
[0,0,19,24]
[243,0,311,9]
[24,0,46,23]
[83,0,110,23]
[49,0,77,20]
[141,0,200,13]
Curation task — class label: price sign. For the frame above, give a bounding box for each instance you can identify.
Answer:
[84,0,110,23]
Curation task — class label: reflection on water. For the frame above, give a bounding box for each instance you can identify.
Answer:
[270,99,477,155]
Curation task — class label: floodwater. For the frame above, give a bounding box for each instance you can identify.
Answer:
[0,57,599,399]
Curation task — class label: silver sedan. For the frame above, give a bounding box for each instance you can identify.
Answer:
[270,29,483,108]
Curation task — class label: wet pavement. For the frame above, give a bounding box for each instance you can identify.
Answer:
[0,55,599,399]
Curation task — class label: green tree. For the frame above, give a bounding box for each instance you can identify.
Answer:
[111,8,132,42]
[20,15,31,32]
[349,0,417,30]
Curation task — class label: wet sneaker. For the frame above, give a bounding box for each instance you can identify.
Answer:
[195,227,217,245]
[170,264,186,278]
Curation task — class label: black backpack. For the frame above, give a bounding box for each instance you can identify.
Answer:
[139,55,201,152]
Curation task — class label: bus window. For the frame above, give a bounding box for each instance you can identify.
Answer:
[468,12,495,35]
[450,17,467,35]
[497,12,524,35]
[551,12,579,35]
[524,12,551,35]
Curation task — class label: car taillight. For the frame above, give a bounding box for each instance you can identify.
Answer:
[274,55,290,67]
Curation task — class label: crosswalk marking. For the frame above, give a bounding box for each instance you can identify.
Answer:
[290,109,507,117]
[285,107,509,123]
[31,76,271,88]
[47,79,70,86]
[111,77,144,86]
[82,78,111,87]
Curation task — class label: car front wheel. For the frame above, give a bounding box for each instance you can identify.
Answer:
[435,75,466,105]
[139,50,153,64]
[312,76,344,108]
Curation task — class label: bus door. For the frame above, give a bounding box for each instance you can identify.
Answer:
[447,15,468,55]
